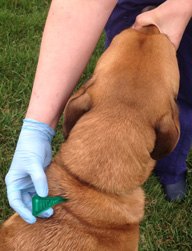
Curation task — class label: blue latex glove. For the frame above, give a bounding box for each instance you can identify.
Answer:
[5,119,55,224]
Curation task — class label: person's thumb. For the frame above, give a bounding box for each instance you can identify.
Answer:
[133,11,157,30]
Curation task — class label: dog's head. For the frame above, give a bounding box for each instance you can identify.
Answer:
[62,27,180,191]
[64,27,180,159]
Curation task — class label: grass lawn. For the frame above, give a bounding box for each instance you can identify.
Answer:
[0,1,192,250]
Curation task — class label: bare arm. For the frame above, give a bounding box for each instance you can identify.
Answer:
[133,0,192,49]
[26,0,118,130]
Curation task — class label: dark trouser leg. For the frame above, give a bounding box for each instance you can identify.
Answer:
[155,19,192,185]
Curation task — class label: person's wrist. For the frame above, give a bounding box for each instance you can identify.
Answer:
[23,118,55,142]
[181,0,192,14]
[25,110,60,130]
[167,0,192,16]
[179,0,192,18]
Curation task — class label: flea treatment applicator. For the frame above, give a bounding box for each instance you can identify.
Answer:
[32,195,68,217]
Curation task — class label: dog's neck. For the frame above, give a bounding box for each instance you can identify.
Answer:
[57,117,156,194]
[46,154,145,229]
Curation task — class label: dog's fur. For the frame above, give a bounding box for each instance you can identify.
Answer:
[0,26,180,251]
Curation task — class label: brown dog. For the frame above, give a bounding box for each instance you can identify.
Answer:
[0,26,180,251]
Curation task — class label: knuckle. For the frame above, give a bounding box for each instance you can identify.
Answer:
[5,173,11,184]
[9,200,17,210]
[135,15,142,25]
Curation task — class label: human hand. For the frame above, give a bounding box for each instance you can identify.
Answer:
[5,119,55,224]
[133,0,192,50]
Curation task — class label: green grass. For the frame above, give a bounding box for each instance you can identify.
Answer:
[0,1,192,250]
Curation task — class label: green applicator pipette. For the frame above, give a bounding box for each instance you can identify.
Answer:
[32,195,68,217]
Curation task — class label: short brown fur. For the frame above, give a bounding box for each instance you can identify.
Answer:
[0,26,180,251]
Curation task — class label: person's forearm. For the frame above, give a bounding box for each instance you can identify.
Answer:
[26,0,118,130]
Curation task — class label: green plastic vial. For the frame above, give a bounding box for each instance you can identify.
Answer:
[32,195,68,217]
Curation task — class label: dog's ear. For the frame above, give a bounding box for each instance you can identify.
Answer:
[151,104,180,160]
[63,80,94,139]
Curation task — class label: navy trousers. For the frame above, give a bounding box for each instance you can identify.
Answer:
[105,0,192,185]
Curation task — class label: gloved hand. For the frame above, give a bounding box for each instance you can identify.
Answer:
[5,119,55,224]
